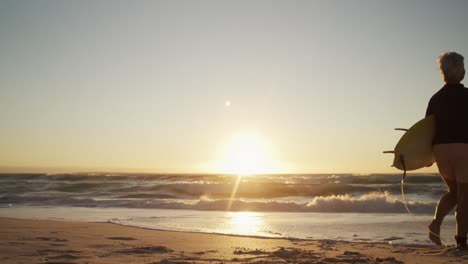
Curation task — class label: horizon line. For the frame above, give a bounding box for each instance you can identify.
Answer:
[0,166,438,176]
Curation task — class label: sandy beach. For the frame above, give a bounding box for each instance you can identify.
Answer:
[1,217,467,264]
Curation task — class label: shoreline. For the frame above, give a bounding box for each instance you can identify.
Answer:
[1,217,466,264]
[0,215,436,244]
[0,206,456,245]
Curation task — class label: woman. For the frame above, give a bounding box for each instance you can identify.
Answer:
[426,52,468,249]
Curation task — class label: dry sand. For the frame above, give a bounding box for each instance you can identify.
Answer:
[0,217,467,264]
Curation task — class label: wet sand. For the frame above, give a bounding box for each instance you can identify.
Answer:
[0,217,467,264]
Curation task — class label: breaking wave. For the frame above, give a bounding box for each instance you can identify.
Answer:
[0,191,436,214]
[0,173,444,214]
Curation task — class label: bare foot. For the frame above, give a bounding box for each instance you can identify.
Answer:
[456,244,468,251]
[455,235,467,250]
[428,220,442,245]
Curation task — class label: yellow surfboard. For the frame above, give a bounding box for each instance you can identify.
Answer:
[385,115,435,171]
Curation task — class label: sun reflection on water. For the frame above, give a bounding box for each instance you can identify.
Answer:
[226,212,261,235]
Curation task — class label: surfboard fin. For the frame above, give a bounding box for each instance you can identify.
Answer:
[394,128,408,132]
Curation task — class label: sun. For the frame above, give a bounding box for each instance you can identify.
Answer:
[216,132,280,175]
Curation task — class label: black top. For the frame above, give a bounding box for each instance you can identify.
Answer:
[426,83,468,145]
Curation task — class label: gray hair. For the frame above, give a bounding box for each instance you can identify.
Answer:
[438,52,465,84]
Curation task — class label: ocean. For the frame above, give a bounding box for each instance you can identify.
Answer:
[0,173,456,245]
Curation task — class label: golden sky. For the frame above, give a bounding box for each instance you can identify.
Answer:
[1,1,467,174]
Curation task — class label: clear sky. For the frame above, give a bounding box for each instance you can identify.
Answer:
[1,0,467,174]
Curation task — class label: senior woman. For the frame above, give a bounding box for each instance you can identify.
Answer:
[426,52,468,249]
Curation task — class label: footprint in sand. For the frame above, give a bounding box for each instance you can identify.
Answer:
[153,260,192,264]
[115,246,173,254]
[36,237,68,242]
[106,237,137,241]
[40,262,78,264]
[37,249,82,256]
[47,254,81,260]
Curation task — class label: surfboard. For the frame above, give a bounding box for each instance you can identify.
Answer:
[384,115,435,171]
